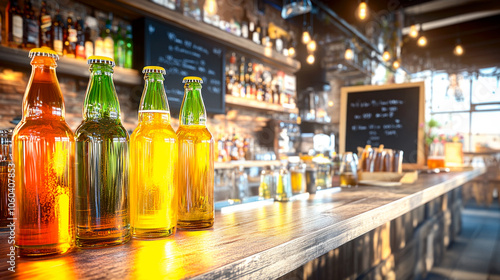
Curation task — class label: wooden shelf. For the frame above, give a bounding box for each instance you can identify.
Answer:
[95,0,300,74]
[215,160,281,169]
[0,46,142,85]
[225,95,299,114]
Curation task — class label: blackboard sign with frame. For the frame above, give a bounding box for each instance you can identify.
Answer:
[339,82,425,169]
[135,18,225,114]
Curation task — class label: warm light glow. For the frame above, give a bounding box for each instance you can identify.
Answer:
[288,46,296,57]
[306,54,315,64]
[409,25,419,38]
[356,1,368,21]
[454,44,464,56]
[392,60,400,69]
[382,50,391,61]
[328,101,334,107]
[203,0,218,16]
[307,40,317,52]
[302,30,311,44]
[344,48,354,60]
[417,35,427,47]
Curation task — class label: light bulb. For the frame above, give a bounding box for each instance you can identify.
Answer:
[307,54,315,64]
[307,40,317,52]
[356,1,368,21]
[454,44,464,56]
[203,0,218,16]
[288,47,296,57]
[344,48,354,60]
[382,50,391,61]
[328,101,334,107]
[409,25,419,38]
[392,60,400,69]
[302,30,311,44]
[417,35,427,47]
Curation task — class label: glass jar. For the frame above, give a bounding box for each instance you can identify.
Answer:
[315,162,332,189]
[290,162,306,194]
[259,166,276,199]
[340,152,358,187]
[231,166,249,203]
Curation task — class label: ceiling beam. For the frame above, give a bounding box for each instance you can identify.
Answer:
[402,10,500,34]
[404,0,483,15]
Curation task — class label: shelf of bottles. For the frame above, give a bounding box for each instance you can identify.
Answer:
[225,52,299,114]
[116,0,300,73]
[2,0,140,84]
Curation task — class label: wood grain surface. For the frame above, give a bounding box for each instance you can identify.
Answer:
[0,168,484,280]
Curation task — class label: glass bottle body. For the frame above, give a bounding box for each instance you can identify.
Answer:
[13,55,75,256]
[177,80,214,229]
[75,63,130,247]
[130,72,178,238]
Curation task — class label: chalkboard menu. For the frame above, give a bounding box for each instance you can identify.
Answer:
[136,18,225,114]
[339,82,425,168]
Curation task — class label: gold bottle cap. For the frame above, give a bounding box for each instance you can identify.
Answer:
[142,66,166,75]
[182,76,203,84]
[28,47,59,60]
[87,56,115,67]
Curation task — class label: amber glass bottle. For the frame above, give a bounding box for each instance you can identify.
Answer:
[75,56,130,247]
[13,48,75,256]
[177,76,214,229]
[130,66,178,238]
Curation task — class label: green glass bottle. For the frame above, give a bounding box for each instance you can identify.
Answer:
[177,76,215,229]
[114,25,125,68]
[130,66,178,238]
[124,25,133,69]
[75,56,130,247]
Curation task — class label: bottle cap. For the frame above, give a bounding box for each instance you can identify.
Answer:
[142,66,166,75]
[182,76,203,84]
[29,48,59,60]
[87,56,115,67]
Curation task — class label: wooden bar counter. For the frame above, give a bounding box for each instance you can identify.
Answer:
[0,167,484,279]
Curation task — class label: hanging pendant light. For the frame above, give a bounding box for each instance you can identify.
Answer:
[307,38,317,52]
[356,1,368,21]
[453,39,464,56]
[382,47,391,61]
[344,40,354,61]
[409,24,419,38]
[281,0,312,19]
[307,53,315,64]
[392,60,400,69]
[417,26,427,47]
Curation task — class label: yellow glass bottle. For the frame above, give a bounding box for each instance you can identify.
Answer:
[177,76,215,229]
[130,66,178,238]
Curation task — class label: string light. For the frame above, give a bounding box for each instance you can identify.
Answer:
[307,54,315,64]
[356,1,368,21]
[288,46,296,57]
[417,25,427,47]
[344,47,354,61]
[302,30,311,44]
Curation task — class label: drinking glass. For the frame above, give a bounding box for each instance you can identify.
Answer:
[340,152,358,187]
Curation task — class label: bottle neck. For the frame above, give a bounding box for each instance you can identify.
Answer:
[180,82,207,126]
[83,63,121,120]
[138,73,171,123]
[23,56,65,121]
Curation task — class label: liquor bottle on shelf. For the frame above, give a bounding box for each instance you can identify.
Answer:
[177,76,214,229]
[52,8,64,55]
[6,0,23,48]
[114,25,125,67]
[275,31,283,53]
[75,56,130,247]
[238,55,246,97]
[94,25,104,56]
[39,0,52,48]
[124,25,133,69]
[245,61,253,99]
[241,12,249,40]
[23,0,38,49]
[103,15,114,59]
[261,23,270,47]
[75,19,85,59]
[252,18,261,44]
[130,66,178,238]
[84,25,94,58]
[13,48,75,256]
[63,13,76,58]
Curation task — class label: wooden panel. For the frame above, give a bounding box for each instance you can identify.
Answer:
[0,167,485,279]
